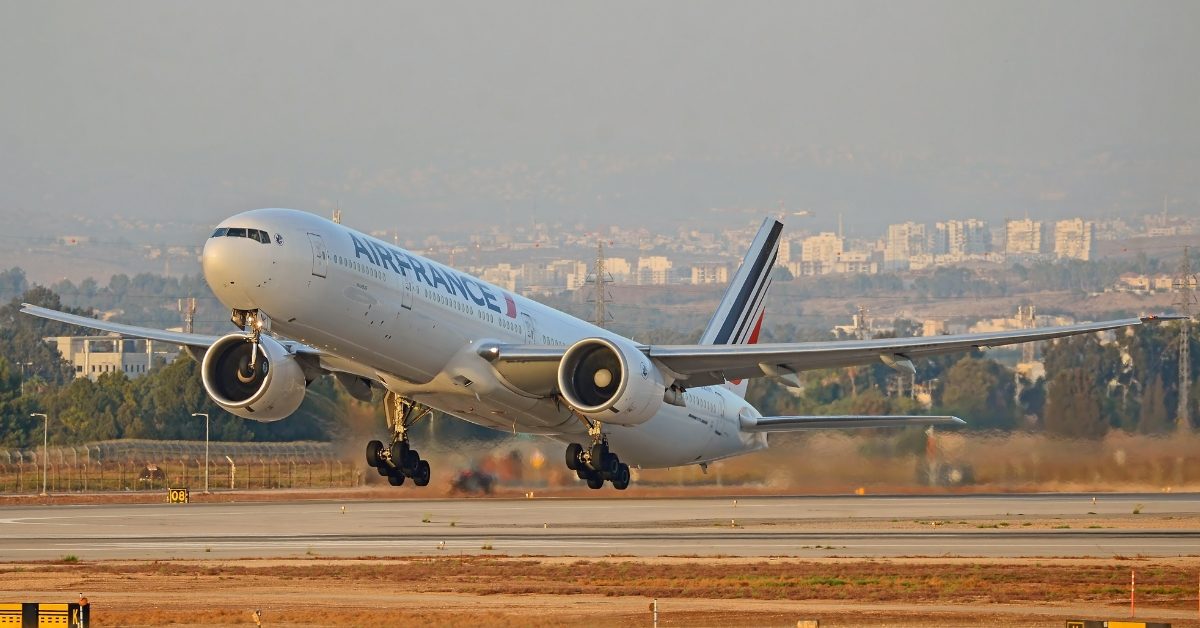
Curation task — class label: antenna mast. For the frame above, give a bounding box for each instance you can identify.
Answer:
[585,240,614,328]
[1174,246,1197,432]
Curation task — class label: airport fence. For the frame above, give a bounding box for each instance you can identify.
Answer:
[0,439,363,494]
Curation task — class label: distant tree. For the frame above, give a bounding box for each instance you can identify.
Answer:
[939,357,1017,430]
[1044,368,1107,439]
[1137,372,1171,434]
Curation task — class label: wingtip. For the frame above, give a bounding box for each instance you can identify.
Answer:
[1140,313,1188,323]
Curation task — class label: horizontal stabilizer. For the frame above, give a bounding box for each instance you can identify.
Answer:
[741,414,964,433]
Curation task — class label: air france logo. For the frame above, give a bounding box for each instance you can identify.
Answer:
[348,233,517,319]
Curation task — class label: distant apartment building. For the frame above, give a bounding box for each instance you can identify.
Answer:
[933,219,990,257]
[605,258,632,283]
[1054,219,1095,260]
[690,263,729,285]
[796,232,844,275]
[883,222,927,270]
[833,250,879,275]
[48,335,178,381]
[1004,218,1048,256]
[480,263,520,292]
[636,256,674,285]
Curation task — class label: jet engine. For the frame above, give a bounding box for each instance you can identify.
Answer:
[557,337,665,426]
[201,333,307,421]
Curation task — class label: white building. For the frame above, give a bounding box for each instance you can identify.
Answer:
[48,335,178,381]
[934,219,991,256]
[798,232,844,275]
[1054,219,1095,261]
[1005,218,1048,256]
[690,263,730,285]
[636,256,674,285]
[884,222,927,270]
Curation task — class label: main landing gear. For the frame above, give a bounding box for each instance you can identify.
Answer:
[365,392,431,487]
[564,421,631,490]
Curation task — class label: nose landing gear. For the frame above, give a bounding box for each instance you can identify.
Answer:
[364,392,432,487]
[564,420,631,490]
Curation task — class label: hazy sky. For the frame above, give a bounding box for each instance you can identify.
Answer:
[2,1,1197,234]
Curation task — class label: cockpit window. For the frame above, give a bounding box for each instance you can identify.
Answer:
[212,227,271,243]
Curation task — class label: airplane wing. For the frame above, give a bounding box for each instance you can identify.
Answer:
[20,303,320,356]
[741,415,965,432]
[484,315,1178,388]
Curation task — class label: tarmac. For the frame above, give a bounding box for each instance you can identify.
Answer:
[2,493,1198,560]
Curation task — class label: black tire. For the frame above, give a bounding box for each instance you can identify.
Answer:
[413,460,431,487]
[376,464,390,477]
[601,452,620,478]
[365,440,385,467]
[387,472,405,486]
[575,467,589,480]
[588,443,607,471]
[612,463,631,490]
[565,443,583,471]
[585,474,605,490]
[389,441,409,468]
[403,449,420,473]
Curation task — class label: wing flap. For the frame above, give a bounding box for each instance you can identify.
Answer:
[743,414,965,432]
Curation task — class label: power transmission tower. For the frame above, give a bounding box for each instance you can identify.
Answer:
[1017,304,1037,363]
[853,305,872,341]
[179,297,197,334]
[585,241,614,328]
[1173,246,1197,432]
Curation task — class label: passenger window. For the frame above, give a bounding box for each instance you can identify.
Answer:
[211,227,229,238]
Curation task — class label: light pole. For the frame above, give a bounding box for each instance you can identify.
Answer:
[191,413,210,493]
[30,413,48,496]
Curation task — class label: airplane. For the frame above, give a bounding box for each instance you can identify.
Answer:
[21,209,1174,489]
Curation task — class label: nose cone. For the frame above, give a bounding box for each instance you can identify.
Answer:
[202,235,264,310]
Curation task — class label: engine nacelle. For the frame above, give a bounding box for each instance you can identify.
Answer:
[201,333,307,421]
[557,337,665,426]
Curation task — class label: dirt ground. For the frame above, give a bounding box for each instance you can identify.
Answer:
[3,556,1198,627]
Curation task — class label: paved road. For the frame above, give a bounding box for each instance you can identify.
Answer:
[2,493,1197,560]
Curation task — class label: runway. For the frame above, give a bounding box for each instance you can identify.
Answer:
[2,493,1197,560]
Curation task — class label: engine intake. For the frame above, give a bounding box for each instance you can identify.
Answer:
[557,337,665,426]
[201,333,306,421]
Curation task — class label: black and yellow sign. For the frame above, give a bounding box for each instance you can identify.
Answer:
[0,602,89,627]
[167,487,189,504]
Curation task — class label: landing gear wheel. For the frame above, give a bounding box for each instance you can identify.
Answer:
[588,442,608,472]
[376,464,391,477]
[412,460,431,487]
[601,452,620,478]
[389,441,409,467]
[403,449,420,474]
[565,443,583,471]
[612,463,631,490]
[585,474,605,490]
[387,472,405,486]
[575,467,590,480]
[365,440,385,468]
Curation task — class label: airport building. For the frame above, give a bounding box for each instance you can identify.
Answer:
[46,334,178,381]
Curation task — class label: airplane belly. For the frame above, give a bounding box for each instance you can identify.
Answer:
[604,406,718,469]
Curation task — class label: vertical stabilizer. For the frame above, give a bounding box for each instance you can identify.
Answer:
[699,217,783,397]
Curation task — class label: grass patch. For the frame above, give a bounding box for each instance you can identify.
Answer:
[60,555,78,563]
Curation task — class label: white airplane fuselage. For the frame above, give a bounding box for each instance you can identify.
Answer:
[201,208,766,468]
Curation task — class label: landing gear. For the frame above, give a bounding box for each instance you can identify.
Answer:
[364,392,433,487]
[565,420,631,490]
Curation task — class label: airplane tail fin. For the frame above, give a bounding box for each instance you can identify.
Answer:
[698,217,783,398]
